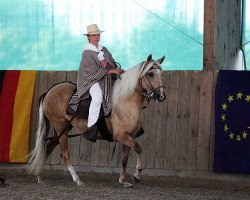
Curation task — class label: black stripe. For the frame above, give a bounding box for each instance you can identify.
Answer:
[0,70,6,95]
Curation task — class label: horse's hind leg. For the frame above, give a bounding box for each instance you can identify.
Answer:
[58,131,83,186]
[114,133,142,187]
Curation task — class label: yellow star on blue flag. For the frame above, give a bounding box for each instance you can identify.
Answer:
[228,95,234,102]
[236,92,243,99]
[245,95,250,103]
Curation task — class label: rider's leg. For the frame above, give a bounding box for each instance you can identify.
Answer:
[87,82,103,127]
[82,82,102,142]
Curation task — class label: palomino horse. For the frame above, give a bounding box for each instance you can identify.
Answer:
[28,54,166,187]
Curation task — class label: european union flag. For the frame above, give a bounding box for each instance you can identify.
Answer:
[214,70,250,174]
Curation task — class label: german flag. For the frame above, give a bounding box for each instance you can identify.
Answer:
[0,70,36,163]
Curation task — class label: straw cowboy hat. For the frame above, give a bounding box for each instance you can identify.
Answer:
[84,24,104,35]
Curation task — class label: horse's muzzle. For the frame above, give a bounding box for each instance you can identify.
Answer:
[152,87,166,103]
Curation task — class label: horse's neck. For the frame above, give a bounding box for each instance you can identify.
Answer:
[108,82,145,135]
[118,81,145,113]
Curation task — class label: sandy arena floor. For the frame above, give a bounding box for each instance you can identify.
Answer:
[1,169,250,200]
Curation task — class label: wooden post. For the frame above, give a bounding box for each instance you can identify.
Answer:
[203,0,215,69]
[214,0,242,69]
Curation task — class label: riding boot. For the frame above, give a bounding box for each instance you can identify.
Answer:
[82,123,99,143]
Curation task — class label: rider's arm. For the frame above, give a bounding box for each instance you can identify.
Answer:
[107,68,123,75]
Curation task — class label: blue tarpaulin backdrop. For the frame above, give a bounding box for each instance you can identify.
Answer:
[0,0,203,71]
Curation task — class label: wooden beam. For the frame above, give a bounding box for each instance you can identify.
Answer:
[214,0,242,70]
[203,0,215,69]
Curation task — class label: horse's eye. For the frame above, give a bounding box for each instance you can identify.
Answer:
[148,72,154,77]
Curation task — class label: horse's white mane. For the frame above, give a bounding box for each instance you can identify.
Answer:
[112,60,157,107]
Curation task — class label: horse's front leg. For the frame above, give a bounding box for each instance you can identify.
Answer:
[119,144,131,186]
[114,133,142,187]
[133,144,143,184]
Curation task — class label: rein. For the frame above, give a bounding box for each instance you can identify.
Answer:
[136,86,165,109]
[135,88,152,109]
[45,114,80,146]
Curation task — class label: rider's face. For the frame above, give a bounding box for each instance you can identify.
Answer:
[88,34,100,47]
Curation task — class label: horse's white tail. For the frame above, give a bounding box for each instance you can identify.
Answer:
[27,94,47,176]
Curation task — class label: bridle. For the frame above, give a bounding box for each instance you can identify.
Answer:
[136,61,165,109]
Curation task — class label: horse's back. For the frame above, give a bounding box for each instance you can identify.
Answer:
[43,82,76,119]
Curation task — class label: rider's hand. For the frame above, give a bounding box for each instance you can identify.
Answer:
[107,60,116,69]
[100,59,109,68]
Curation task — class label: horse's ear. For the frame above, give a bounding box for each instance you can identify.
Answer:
[147,54,152,63]
[157,55,165,64]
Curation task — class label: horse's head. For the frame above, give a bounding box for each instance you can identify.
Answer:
[139,54,166,103]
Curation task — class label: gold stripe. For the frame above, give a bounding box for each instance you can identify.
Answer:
[9,71,36,163]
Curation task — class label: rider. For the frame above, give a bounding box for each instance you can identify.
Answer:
[67,24,123,142]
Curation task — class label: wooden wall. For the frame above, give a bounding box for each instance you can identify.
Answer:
[29,70,218,175]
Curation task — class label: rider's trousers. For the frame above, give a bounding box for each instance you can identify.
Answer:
[88,82,102,127]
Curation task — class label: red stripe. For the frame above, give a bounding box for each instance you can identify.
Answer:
[0,71,20,162]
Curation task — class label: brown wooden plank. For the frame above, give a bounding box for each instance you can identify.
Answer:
[209,70,219,171]
[138,103,150,169]
[187,71,200,170]
[98,141,110,167]
[154,72,169,169]
[115,143,123,168]
[108,141,120,168]
[164,71,179,170]
[68,129,80,166]
[91,141,100,166]
[197,70,214,170]
[174,71,192,170]
[145,98,159,169]
[78,138,92,166]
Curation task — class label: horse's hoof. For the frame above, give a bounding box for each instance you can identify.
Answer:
[123,182,134,188]
[132,175,140,183]
[74,178,84,187]
[132,176,140,183]
[37,176,43,184]
[77,180,84,187]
